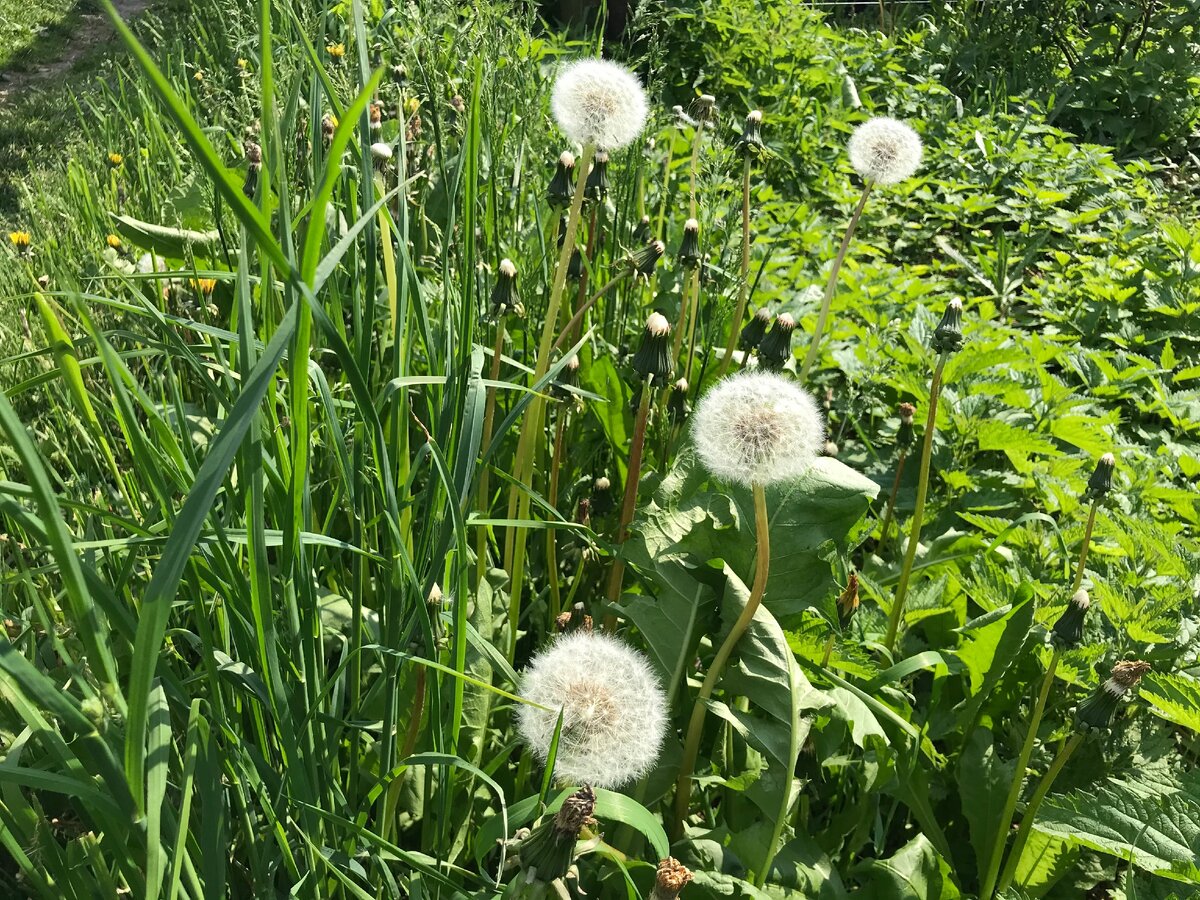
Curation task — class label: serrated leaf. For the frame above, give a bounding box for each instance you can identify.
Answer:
[1140,673,1200,734]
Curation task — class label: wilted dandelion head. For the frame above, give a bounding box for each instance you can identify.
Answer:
[847,116,922,186]
[516,631,666,789]
[551,59,648,151]
[692,371,824,486]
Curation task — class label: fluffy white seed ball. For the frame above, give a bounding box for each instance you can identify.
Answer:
[847,116,923,186]
[516,632,666,789]
[551,59,649,151]
[691,371,825,486]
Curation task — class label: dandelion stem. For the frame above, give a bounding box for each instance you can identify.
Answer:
[979,647,1061,900]
[673,482,770,840]
[552,270,630,353]
[475,320,507,587]
[547,407,569,625]
[605,376,655,612]
[877,448,908,551]
[1072,501,1098,593]
[883,353,947,653]
[997,732,1083,894]
[797,182,872,382]
[717,157,753,378]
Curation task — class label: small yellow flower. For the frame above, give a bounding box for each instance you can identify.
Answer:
[106,234,122,249]
[107,152,124,167]
[190,277,218,295]
[193,69,205,83]
[405,97,420,117]
[237,58,249,70]
[8,231,31,250]
[327,42,345,59]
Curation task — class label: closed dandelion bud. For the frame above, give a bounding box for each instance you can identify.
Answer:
[1073,660,1150,738]
[591,475,613,516]
[551,59,649,151]
[735,109,764,157]
[692,94,716,125]
[848,116,923,186]
[632,312,673,383]
[391,63,407,84]
[555,601,593,634]
[567,248,584,280]
[1050,588,1090,649]
[678,218,701,269]
[321,114,337,143]
[1085,452,1116,501]
[548,151,577,208]
[516,632,667,787]
[552,354,580,400]
[739,306,771,351]
[585,150,610,201]
[630,239,665,279]
[837,572,860,629]
[370,142,393,169]
[668,377,690,423]
[653,858,694,900]
[897,402,916,450]
[634,214,653,245]
[692,371,825,486]
[489,258,519,319]
[369,103,382,133]
[930,298,964,355]
[516,785,598,883]
[758,313,796,371]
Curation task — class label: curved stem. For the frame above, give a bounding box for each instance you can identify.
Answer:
[883,354,947,652]
[717,157,754,378]
[605,377,655,612]
[797,182,872,382]
[551,270,629,353]
[475,321,507,587]
[546,409,569,625]
[997,732,1083,893]
[1072,501,1098,593]
[877,448,908,553]
[979,648,1061,900]
[673,483,771,839]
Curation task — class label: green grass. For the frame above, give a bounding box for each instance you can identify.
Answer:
[0,0,91,69]
[0,0,1196,897]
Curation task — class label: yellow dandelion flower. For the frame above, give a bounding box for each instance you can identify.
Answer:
[106,234,122,249]
[8,231,31,250]
[193,69,205,83]
[237,58,249,70]
[190,277,218,295]
[327,42,346,59]
[107,152,124,167]
[405,97,420,116]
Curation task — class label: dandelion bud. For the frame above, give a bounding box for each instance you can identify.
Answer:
[631,312,673,383]
[555,601,593,634]
[847,116,923,186]
[692,94,716,125]
[930,298,964,355]
[634,214,653,245]
[567,248,584,280]
[486,258,519,321]
[391,63,407,84]
[516,785,597,883]
[591,475,613,519]
[551,58,648,151]
[757,312,796,371]
[1085,452,1116,501]
[369,103,383,132]
[653,858,694,900]
[552,354,580,400]
[735,109,764,157]
[427,583,443,606]
[1050,588,1090,649]
[547,151,577,208]
[1073,660,1150,738]
[692,371,824,487]
[585,150,610,201]
[677,218,701,269]
[630,239,666,278]
[245,141,262,167]
[739,306,771,351]
[370,142,393,168]
[668,377,690,423]
[321,114,337,143]
[516,632,666,788]
[837,572,860,628]
[897,402,916,450]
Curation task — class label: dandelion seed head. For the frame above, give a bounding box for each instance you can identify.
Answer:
[516,632,666,789]
[847,116,923,186]
[692,371,824,486]
[551,59,648,150]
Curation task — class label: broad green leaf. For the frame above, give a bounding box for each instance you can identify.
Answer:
[1140,673,1200,733]
[955,585,1035,732]
[957,728,1015,883]
[1012,829,1078,898]
[857,834,961,899]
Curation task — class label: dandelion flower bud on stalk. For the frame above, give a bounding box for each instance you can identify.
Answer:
[632,312,673,383]
[735,109,765,157]
[931,298,965,355]
[1085,452,1116,500]
[488,258,519,320]
[585,150,610,201]
[516,632,666,788]
[548,151,577,208]
[692,93,716,125]
[668,377,690,423]
[897,401,916,450]
[692,371,825,487]
[847,116,923,186]
[1074,660,1151,738]
[551,58,648,151]
[653,858,694,900]
[515,785,598,883]
[370,141,393,169]
[677,218,701,269]
[837,572,860,628]
[739,306,771,352]
[757,313,796,371]
[630,239,666,279]
[1049,588,1090,649]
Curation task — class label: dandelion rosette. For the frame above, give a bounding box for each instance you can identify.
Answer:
[692,371,825,486]
[847,116,923,186]
[516,632,666,788]
[551,59,648,151]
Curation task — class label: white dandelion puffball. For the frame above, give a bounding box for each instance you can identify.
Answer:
[847,116,923,186]
[516,631,666,789]
[551,58,649,151]
[692,371,825,486]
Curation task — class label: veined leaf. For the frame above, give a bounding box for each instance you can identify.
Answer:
[1139,673,1200,734]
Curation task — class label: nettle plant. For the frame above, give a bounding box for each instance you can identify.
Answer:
[0,1,1196,899]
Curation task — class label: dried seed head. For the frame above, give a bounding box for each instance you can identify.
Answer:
[551,58,649,150]
[847,116,923,186]
[837,572,860,628]
[1074,659,1151,738]
[653,858,694,900]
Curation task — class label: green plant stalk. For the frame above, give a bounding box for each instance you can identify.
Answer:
[979,648,1061,900]
[504,144,594,659]
[552,270,630,353]
[877,448,908,552]
[997,732,1084,893]
[883,353,947,652]
[1072,500,1098,593]
[546,407,569,624]
[605,376,655,610]
[475,320,507,587]
[717,157,753,378]
[673,482,771,839]
[797,182,872,382]
[682,267,703,383]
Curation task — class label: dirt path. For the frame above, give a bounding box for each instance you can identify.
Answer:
[0,0,151,104]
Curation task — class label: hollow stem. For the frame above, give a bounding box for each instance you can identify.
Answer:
[546,408,569,625]
[979,647,1061,900]
[1072,501,1098,593]
[673,482,771,839]
[605,377,655,611]
[552,270,630,353]
[877,448,908,553]
[475,321,507,587]
[797,182,872,382]
[997,732,1083,894]
[717,157,753,378]
[883,353,947,652]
